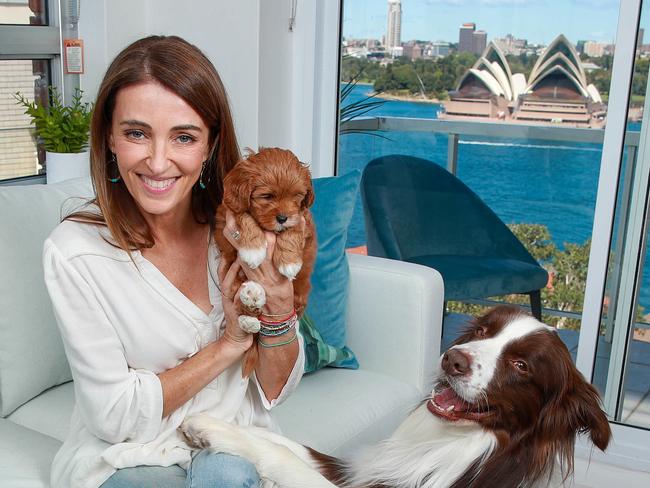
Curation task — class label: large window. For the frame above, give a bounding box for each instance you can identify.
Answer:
[337,0,650,465]
[0,0,60,182]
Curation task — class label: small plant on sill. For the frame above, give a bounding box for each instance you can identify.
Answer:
[14,87,93,153]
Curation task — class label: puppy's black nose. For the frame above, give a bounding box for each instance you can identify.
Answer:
[442,349,472,376]
[276,214,288,224]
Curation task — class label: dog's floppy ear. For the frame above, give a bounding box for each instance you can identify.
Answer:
[564,376,611,451]
[223,161,253,214]
[533,366,611,479]
[536,364,611,472]
[300,162,315,209]
[302,182,315,209]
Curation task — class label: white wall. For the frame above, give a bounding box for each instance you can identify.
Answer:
[79,0,260,151]
[78,0,339,176]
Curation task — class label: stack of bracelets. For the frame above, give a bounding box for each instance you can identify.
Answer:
[258,309,298,348]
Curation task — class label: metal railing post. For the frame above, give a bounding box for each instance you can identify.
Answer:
[447,133,459,174]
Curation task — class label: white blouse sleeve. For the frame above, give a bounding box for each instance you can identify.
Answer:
[253,329,306,410]
[43,239,163,444]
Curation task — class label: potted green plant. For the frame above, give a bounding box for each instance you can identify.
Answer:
[14,87,93,184]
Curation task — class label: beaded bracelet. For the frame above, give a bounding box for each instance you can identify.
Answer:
[258,330,298,348]
[259,314,297,337]
[259,309,295,319]
[259,309,296,324]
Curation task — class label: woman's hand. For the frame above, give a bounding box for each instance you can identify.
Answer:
[217,258,254,352]
[224,211,294,316]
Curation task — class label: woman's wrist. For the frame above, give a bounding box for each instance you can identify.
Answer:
[261,284,294,316]
[218,329,252,357]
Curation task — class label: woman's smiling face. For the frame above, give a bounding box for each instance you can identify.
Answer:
[109,81,210,224]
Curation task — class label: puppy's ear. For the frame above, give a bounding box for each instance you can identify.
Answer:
[300,164,315,209]
[223,163,253,214]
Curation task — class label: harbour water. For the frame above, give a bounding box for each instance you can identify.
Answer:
[338,84,649,310]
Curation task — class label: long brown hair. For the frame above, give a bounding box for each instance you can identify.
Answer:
[69,35,240,251]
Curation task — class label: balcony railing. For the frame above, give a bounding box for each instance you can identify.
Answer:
[341,116,643,332]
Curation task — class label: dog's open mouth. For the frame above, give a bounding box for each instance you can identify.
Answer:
[427,382,491,422]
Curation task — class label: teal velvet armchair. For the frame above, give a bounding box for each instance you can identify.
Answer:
[361,155,548,319]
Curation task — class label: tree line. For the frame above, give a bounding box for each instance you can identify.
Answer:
[342,53,649,103]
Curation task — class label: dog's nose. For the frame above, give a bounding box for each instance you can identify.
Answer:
[276,214,288,224]
[442,349,472,376]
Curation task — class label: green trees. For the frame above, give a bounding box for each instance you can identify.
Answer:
[448,223,591,329]
[342,54,477,100]
[341,52,649,105]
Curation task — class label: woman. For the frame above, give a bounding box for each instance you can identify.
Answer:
[43,35,303,488]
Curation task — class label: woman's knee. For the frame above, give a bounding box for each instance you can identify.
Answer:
[187,450,260,488]
[100,464,186,488]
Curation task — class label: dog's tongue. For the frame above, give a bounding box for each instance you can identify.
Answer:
[433,387,466,410]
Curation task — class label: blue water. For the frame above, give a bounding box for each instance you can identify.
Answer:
[338,84,648,308]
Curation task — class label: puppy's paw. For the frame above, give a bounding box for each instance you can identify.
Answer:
[179,414,216,449]
[238,315,261,334]
[239,246,267,269]
[239,281,266,309]
[278,262,302,281]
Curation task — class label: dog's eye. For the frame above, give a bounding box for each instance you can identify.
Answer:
[475,326,487,338]
[258,194,274,200]
[511,360,528,373]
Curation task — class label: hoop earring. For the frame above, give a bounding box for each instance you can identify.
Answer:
[198,161,207,190]
[107,153,121,183]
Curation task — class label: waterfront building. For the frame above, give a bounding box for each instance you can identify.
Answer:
[441,34,606,128]
[386,0,402,57]
[430,41,451,57]
[402,41,423,60]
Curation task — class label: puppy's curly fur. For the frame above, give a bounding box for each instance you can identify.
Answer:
[215,147,317,377]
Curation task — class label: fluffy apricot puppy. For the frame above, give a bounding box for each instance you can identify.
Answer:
[215,147,317,376]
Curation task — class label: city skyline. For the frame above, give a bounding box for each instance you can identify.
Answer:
[343,0,629,46]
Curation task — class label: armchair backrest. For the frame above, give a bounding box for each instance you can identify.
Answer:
[361,155,538,265]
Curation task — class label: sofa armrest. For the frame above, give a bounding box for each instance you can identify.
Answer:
[345,254,444,395]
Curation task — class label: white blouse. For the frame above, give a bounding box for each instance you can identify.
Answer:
[43,220,305,488]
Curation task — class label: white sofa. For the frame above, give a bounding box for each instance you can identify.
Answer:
[0,178,444,487]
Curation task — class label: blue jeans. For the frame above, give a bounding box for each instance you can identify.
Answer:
[99,451,260,488]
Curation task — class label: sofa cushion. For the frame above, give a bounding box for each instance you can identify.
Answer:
[0,178,94,416]
[0,418,61,487]
[273,367,421,457]
[306,171,361,371]
[7,381,74,442]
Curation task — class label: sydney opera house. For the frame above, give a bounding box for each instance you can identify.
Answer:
[440,35,607,127]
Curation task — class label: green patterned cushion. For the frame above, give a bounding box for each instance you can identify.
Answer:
[300,314,357,374]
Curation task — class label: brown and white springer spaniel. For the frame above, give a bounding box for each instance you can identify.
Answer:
[181,305,611,488]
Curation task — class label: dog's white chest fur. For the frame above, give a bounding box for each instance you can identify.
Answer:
[346,404,497,488]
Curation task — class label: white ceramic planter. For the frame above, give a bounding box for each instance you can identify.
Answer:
[45,151,90,184]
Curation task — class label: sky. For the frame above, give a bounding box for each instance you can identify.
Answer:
[342,0,629,46]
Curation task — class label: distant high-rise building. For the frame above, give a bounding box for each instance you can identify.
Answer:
[459,23,487,55]
[473,30,487,55]
[459,23,476,53]
[638,28,645,47]
[386,0,402,56]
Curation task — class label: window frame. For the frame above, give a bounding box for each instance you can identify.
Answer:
[334,0,650,473]
[0,0,63,185]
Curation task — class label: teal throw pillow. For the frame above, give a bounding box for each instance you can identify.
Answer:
[304,170,361,373]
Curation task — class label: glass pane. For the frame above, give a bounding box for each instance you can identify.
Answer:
[594,5,650,430]
[339,0,621,352]
[0,59,49,180]
[0,0,47,25]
